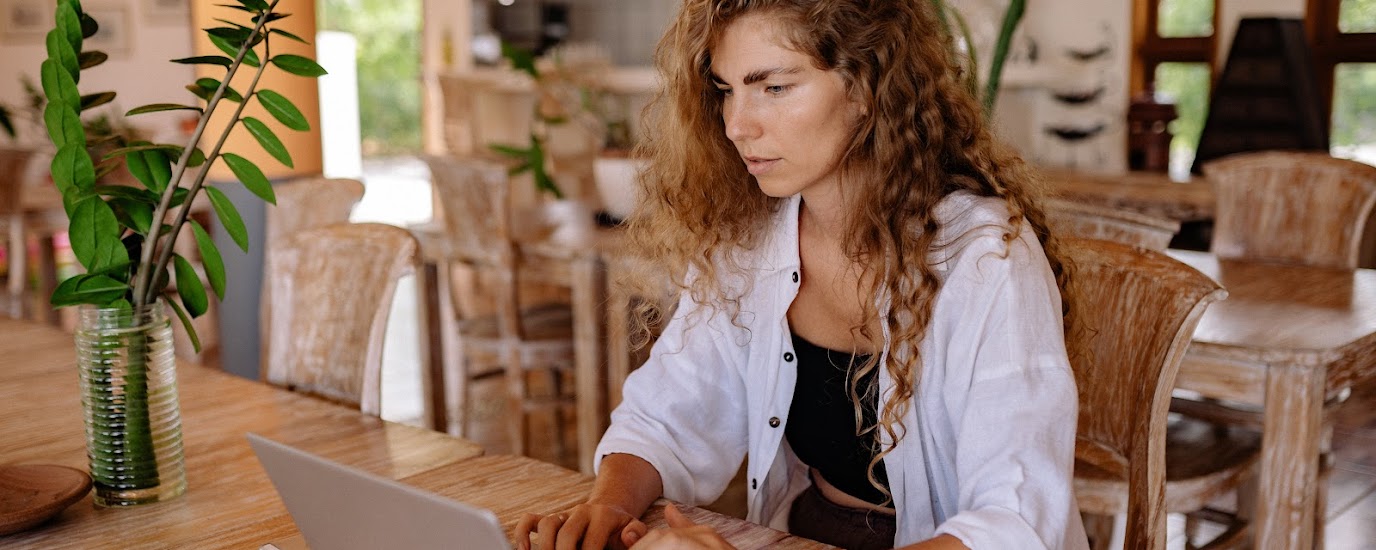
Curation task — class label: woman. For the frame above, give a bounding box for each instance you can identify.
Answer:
[518,1,1086,548]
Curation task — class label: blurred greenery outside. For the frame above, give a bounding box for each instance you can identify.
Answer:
[1158,0,1213,38]
[1340,0,1376,33]
[319,0,423,155]
[1154,62,1211,174]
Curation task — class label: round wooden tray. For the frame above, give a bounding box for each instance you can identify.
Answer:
[0,465,92,536]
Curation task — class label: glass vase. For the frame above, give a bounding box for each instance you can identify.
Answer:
[75,302,187,507]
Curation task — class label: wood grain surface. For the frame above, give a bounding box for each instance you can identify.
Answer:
[0,318,482,549]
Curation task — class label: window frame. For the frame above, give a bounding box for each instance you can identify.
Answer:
[1307,0,1376,121]
[1131,0,1219,96]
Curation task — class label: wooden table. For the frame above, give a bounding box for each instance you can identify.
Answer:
[1170,251,1376,550]
[0,318,484,548]
[266,454,833,549]
[1039,167,1215,222]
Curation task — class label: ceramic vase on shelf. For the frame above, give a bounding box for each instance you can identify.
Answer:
[74,302,186,507]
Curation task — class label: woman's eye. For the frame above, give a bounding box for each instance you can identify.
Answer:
[765,85,789,94]
[716,87,733,96]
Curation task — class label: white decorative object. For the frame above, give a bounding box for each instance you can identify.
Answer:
[593,154,645,222]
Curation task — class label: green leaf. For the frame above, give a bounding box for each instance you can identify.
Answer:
[241,117,293,168]
[214,3,255,13]
[221,153,276,204]
[46,29,79,82]
[69,196,129,273]
[251,12,289,25]
[173,255,209,318]
[43,101,84,151]
[255,89,309,131]
[0,107,13,138]
[170,145,208,167]
[171,55,233,68]
[190,220,226,299]
[78,12,98,40]
[208,33,260,68]
[269,54,327,77]
[127,103,204,116]
[204,186,249,252]
[40,58,80,113]
[50,144,96,196]
[93,158,122,181]
[239,0,270,12]
[111,198,153,235]
[50,274,128,307]
[55,2,83,58]
[93,184,153,201]
[78,50,108,70]
[164,296,202,353]
[206,26,253,43]
[133,148,172,194]
[269,28,307,44]
[500,42,539,79]
[80,91,116,112]
[192,77,244,103]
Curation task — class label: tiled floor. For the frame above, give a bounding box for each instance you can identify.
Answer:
[359,156,1376,545]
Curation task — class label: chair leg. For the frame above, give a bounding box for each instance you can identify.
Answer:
[1081,512,1115,550]
[35,230,58,326]
[504,350,528,456]
[6,216,26,320]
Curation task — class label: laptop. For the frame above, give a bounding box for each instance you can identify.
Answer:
[247,433,511,550]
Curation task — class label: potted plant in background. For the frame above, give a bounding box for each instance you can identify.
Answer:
[40,0,325,506]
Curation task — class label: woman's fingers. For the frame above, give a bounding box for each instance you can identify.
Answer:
[619,518,648,549]
[536,512,570,550]
[516,513,542,550]
[555,510,590,550]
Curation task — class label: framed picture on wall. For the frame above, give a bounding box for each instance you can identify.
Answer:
[142,0,188,25]
[0,0,54,42]
[83,3,132,58]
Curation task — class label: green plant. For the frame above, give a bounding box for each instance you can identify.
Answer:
[488,42,565,199]
[930,0,1027,118]
[43,0,325,500]
[43,0,325,328]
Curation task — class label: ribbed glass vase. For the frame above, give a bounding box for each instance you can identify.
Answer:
[75,302,186,507]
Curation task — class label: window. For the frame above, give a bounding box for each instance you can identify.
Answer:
[1133,0,1218,176]
[1311,0,1376,165]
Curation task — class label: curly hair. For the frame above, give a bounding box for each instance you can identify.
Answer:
[623,0,1071,504]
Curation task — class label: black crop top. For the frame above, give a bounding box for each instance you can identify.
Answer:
[784,332,892,506]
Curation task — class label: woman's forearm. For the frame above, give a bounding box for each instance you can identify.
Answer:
[588,453,665,517]
[898,534,970,550]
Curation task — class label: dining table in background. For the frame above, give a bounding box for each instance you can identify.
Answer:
[1170,250,1376,550]
[1038,166,1215,223]
[0,317,485,548]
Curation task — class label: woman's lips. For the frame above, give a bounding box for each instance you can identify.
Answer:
[744,157,780,175]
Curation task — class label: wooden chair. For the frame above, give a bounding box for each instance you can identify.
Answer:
[260,177,366,366]
[1063,238,1259,550]
[424,155,576,457]
[1046,198,1181,250]
[1203,151,1376,270]
[261,222,416,416]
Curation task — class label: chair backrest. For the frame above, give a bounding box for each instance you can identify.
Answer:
[262,223,417,415]
[1204,151,1376,269]
[0,148,35,216]
[1045,198,1181,250]
[261,177,366,366]
[266,177,366,246]
[1063,237,1226,550]
[422,155,529,338]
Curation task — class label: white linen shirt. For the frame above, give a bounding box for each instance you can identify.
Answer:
[595,192,1089,549]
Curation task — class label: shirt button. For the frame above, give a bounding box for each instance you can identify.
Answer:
[783,352,794,362]
[751,478,757,490]
[769,416,780,428]
[791,272,799,283]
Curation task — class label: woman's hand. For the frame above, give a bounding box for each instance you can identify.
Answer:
[517,502,647,550]
[628,505,736,550]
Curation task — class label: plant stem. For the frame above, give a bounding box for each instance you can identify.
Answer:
[983,0,1026,118]
[146,37,273,306]
[132,0,281,309]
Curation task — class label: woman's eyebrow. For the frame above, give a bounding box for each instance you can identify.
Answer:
[709,66,804,86]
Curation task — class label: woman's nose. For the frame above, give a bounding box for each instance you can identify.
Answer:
[724,100,761,143]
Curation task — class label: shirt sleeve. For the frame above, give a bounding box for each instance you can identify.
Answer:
[593,290,751,506]
[928,228,1084,550]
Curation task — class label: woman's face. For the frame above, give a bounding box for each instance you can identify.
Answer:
[710,12,863,200]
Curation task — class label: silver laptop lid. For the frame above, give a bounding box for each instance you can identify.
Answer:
[247,433,510,550]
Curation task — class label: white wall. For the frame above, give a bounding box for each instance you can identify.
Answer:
[0,1,195,146]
